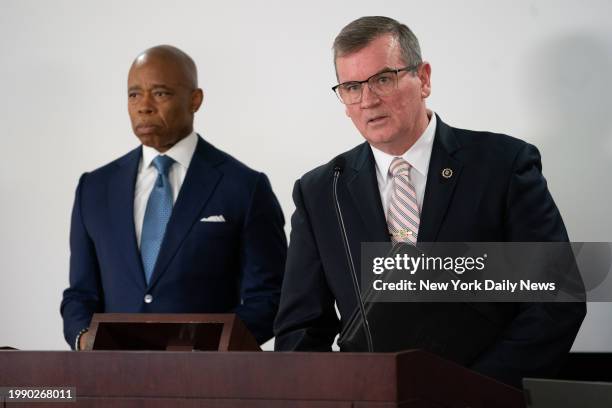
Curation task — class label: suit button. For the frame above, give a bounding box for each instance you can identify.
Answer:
[144,294,153,304]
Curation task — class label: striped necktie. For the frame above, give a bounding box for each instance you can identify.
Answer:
[387,157,420,245]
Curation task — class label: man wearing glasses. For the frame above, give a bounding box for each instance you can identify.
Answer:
[274,16,585,388]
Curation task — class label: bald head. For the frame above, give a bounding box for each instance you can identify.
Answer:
[131,45,198,89]
[127,45,204,152]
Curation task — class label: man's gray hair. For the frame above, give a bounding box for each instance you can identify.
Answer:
[333,16,422,75]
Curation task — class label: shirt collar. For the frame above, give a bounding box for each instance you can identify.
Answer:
[371,111,437,179]
[141,131,198,171]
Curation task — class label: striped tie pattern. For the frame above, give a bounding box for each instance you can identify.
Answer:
[387,157,419,245]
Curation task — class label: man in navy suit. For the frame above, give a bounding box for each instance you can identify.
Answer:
[61,45,286,350]
[273,16,585,387]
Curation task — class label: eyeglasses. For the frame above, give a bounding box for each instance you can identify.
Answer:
[331,64,420,105]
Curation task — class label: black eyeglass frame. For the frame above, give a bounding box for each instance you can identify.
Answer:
[331,63,421,104]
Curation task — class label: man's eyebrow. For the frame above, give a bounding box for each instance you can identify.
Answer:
[374,66,396,75]
[340,66,396,84]
[367,66,396,77]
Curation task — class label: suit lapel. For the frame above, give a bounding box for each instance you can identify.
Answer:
[346,143,390,243]
[148,136,224,288]
[108,147,146,289]
[418,116,463,242]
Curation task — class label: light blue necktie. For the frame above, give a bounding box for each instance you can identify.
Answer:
[141,155,175,284]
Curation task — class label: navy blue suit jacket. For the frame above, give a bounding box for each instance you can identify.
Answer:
[61,136,286,347]
[274,115,585,387]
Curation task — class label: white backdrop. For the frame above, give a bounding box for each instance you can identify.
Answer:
[1,0,611,351]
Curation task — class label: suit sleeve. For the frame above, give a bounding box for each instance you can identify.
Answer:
[470,143,586,387]
[234,172,287,344]
[273,179,340,351]
[60,173,104,349]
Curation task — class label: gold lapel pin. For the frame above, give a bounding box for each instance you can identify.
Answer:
[441,168,453,179]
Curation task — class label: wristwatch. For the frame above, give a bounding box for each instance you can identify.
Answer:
[75,328,89,351]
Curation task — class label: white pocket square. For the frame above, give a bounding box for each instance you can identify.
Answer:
[200,215,226,222]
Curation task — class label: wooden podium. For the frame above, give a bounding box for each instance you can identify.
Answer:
[0,350,524,407]
[0,314,524,407]
[86,313,260,351]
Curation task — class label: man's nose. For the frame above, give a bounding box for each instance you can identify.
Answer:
[360,84,381,108]
[138,93,155,114]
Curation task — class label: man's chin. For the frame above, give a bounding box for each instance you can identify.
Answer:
[363,134,411,155]
[135,135,168,152]
[363,132,395,146]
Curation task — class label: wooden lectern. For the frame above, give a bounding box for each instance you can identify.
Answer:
[0,349,524,407]
[0,314,526,407]
[87,313,260,351]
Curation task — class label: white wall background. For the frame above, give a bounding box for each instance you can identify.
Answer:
[1,0,611,351]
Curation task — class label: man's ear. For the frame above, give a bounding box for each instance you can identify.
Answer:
[418,62,432,99]
[191,88,204,112]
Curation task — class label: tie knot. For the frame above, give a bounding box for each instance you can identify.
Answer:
[389,157,411,176]
[152,155,175,176]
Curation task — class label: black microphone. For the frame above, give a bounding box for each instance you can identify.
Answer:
[332,157,374,352]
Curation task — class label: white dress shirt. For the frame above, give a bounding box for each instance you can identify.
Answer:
[371,112,437,220]
[134,131,198,248]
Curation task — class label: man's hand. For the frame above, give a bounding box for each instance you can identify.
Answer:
[79,331,93,351]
